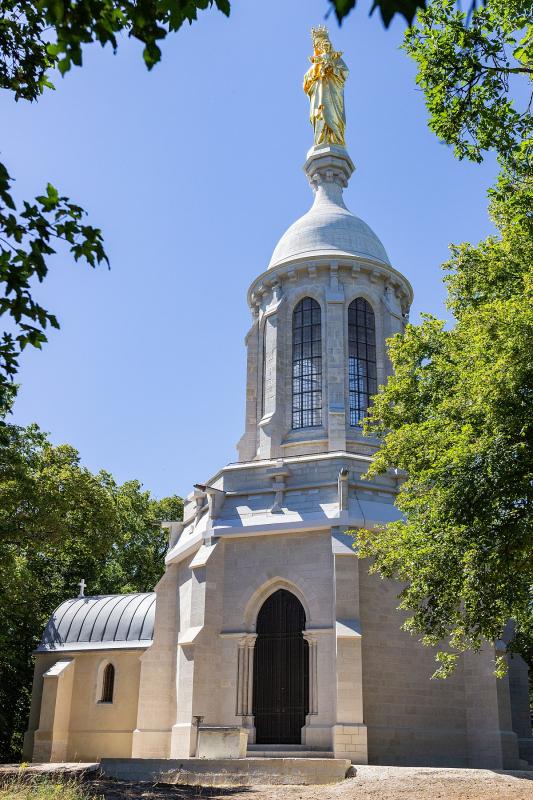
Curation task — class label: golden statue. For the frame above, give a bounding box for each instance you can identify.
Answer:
[304,26,348,147]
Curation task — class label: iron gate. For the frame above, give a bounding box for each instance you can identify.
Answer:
[252,589,309,744]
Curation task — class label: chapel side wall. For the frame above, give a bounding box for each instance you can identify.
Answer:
[65,650,142,761]
[358,560,468,766]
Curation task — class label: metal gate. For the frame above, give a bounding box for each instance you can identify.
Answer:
[252,589,309,744]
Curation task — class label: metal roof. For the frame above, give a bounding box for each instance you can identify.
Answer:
[37,592,155,652]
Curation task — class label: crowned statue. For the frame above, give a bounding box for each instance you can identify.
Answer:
[304,26,348,147]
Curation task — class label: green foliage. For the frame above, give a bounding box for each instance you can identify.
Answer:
[331,0,426,28]
[357,166,533,675]
[1,0,230,102]
[404,0,532,166]
[0,402,183,760]
[0,162,108,394]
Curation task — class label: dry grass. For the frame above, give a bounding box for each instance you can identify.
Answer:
[0,776,103,800]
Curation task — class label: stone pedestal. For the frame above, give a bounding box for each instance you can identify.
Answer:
[197,726,248,758]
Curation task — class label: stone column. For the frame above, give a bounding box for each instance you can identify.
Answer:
[464,645,520,768]
[258,287,285,459]
[235,634,257,743]
[32,658,75,762]
[302,628,337,750]
[325,262,347,451]
[303,632,318,718]
[508,653,533,764]
[170,542,224,758]
[132,565,179,758]
[331,532,367,763]
[237,313,259,462]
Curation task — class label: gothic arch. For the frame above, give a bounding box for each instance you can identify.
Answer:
[288,289,324,316]
[243,577,311,632]
[252,589,309,744]
[95,658,117,704]
[291,296,323,430]
[346,296,377,427]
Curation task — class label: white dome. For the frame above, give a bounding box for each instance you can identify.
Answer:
[269,183,390,269]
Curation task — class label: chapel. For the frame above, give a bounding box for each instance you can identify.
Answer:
[24,27,533,770]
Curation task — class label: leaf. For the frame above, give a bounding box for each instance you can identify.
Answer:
[0,159,109,388]
[215,0,231,15]
[370,0,426,25]
[329,0,426,26]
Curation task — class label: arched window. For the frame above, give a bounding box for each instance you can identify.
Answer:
[100,663,115,703]
[292,298,322,429]
[348,298,377,426]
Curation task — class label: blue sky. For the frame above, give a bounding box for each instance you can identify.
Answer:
[2,0,499,499]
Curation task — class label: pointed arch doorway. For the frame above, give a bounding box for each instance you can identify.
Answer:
[252,589,309,744]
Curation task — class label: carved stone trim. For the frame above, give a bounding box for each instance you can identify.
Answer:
[303,632,318,715]
[235,634,257,717]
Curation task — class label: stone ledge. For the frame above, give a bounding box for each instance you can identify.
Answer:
[100,757,352,786]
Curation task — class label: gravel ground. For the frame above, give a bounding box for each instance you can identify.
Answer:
[83,766,533,800]
[2,764,533,800]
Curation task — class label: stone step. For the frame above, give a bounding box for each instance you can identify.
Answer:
[100,756,352,786]
[248,744,326,750]
[247,747,334,759]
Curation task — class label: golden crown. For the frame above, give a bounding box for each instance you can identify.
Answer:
[311,25,330,44]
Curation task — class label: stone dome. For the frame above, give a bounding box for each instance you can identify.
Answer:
[269,186,390,269]
[268,145,390,270]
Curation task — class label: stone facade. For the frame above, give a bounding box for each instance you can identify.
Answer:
[24,144,532,769]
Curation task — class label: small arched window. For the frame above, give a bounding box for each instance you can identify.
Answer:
[100,663,115,703]
[348,298,377,426]
[292,298,322,429]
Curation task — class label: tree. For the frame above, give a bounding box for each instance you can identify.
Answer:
[404,0,532,168]
[358,163,533,676]
[355,0,533,677]
[0,399,182,760]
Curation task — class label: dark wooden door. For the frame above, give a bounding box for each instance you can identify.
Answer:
[252,589,309,744]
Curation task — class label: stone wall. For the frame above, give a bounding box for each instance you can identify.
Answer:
[27,649,143,762]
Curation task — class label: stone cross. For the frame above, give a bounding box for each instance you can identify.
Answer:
[77,578,87,598]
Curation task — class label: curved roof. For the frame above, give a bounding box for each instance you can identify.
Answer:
[268,181,390,270]
[37,593,155,652]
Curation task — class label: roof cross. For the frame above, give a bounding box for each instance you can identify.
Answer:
[77,578,87,598]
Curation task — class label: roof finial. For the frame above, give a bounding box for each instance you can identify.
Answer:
[77,578,87,598]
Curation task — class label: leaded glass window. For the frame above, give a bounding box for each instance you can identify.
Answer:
[348,298,377,426]
[292,297,322,429]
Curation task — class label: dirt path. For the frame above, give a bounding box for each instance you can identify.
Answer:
[85,766,533,800]
[2,765,533,800]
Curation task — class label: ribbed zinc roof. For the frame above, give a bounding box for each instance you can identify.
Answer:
[37,592,155,652]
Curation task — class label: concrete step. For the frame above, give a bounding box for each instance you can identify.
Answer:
[100,756,352,786]
[247,746,334,759]
[248,744,327,750]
